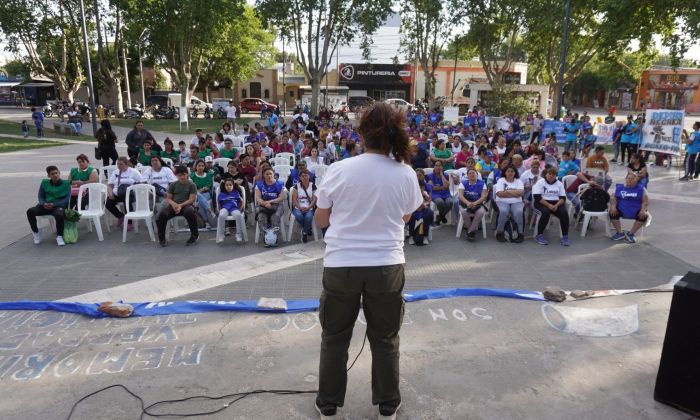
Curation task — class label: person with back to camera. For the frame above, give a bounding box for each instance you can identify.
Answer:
[314,102,423,419]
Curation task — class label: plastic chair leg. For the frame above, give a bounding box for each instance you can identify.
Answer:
[93,217,104,241]
[481,216,488,239]
[122,221,128,242]
[455,212,464,237]
[580,214,591,237]
[145,217,155,242]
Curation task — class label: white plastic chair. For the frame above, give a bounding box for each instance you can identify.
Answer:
[123,184,156,242]
[455,208,488,239]
[437,133,448,142]
[313,165,328,186]
[580,208,611,237]
[286,186,319,242]
[214,185,248,242]
[274,164,293,185]
[213,157,231,169]
[422,168,434,176]
[304,130,315,139]
[232,136,245,148]
[135,164,150,175]
[161,157,174,168]
[254,188,288,245]
[77,183,109,241]
[101,165,118,185]
[276,152,296,168]
[530,208,564,238]
[269,156,290,167]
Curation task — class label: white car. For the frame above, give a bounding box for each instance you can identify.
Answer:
[384,98,411,111]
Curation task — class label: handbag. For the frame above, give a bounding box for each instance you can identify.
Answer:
[94,146,102,160]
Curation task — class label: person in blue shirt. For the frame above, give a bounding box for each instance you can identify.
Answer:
[426,161,451,225]
[619,115,639,164]
[580,127,597,158]
[609,173,649,243]
[429,110,441,125]
[31,107,45,138]
[610,120,623,163]
[255,167,286,244]
[681,121,700,180]
[563,117,581,153]
[266,109,279,131]
[216,179,245,243]
[557,151,580,179]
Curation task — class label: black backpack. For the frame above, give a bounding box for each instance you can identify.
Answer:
[581,188,610,212]
[413,219,426,246]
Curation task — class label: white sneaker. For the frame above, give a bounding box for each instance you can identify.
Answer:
[32,231,42,244]
[235,233,243,242]
[216,237,224,244]
[424,238,430,245]
[56,236,66,246]
[408,237,414,245]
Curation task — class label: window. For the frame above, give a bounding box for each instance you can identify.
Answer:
[241,89,247,99]
[250,82,261,98]
[264,89,270,99]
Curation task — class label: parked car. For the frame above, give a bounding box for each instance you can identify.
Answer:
[189,95,212,111]
[348,96,374,112]
[384,98,411,111]
[239,98,277,114]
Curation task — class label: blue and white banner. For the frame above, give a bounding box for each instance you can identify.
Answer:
[540,120,567,143]
[641,109,685,156]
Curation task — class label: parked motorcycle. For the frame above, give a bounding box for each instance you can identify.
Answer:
[124,105,144,119]
[154,105,178,120]
[203,105,212,119]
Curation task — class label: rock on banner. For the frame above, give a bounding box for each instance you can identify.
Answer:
[641,109,685,156]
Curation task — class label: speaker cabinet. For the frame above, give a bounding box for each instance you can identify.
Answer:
[654,271,700,415]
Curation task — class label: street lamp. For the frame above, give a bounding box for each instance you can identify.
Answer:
[556,0,572,119]
[78,0,97,134]
[138,29,147,108]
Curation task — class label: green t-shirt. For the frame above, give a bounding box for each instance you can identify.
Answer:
[161,149,180,162]
[168,180,197,204]
[197,149,212,159]
[40,178,71,204]
[69,166,95,182]
[139,149,159,166]
[220,148,237,158]
[433,148,453,170]
[190,171,214,190]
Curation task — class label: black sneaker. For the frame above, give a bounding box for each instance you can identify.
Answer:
[186,235,199,246]
[159,240,167,247]
[315,402,337,418]
[466,231,476,241]
[302,233,308,243]
[512,234,524,243]
[495,232,506,242]
[379,401,402,419]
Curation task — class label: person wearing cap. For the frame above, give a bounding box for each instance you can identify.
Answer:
[190,158,215,227]
[619,115,639,165]
[410,139,430,169]
[476,151,496,178]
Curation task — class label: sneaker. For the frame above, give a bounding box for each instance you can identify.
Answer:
[679,176,690,181]
[315,402,337,418]
[235,233,243,242]
[694,175,699,180]
[408,237,415,245]
[423,238,429,245]
[216,237,224,244]
[56,236,66,246]
[32,231,41,245]
[535,234,549,245]
[512,234,524,243]
[611,231,626,241]
[186,235,199,246]
[466,231,475,242]
[379,401,402,419]
[495,232,506,242]
[561,235,571,246]
[127,222,134,231]
[625,231,637,244]
[159,240,168,247]
[116,217,124,228]
[225,228,231,236]
[618,161,624,166]
[610,158,617,163]
[435,219,441,227]
[302,233,308,243]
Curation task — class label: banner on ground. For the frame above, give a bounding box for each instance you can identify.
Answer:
[594,122,616,143]
[640,109,685,156]
[443,106,459,123]
[539,120,567,143]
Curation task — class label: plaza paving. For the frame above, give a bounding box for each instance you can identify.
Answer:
[0,107,698,419]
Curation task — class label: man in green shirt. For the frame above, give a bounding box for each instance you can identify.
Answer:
[156,165,199,247]
[26,165,71,246]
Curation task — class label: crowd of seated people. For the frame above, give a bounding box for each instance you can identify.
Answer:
[28,107,659,248]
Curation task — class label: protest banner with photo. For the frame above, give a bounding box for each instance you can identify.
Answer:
[443,106,459,123]
[519,132,532,145]
[463,115,477,126]
[485,116,510,131]
[539,120,567,143]
[594,123,616,143]
[641,109,685,156]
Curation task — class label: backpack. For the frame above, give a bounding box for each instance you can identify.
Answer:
[503,218,517,242]
[413,219,426,246]
[264,226,280,247]
[580,188,609,212]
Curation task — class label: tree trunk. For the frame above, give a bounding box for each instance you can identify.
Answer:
[310,73,321,118]
[204,84,210,102]
[112,82,124,115]
[179,79,190,108]
[423,69,435,108]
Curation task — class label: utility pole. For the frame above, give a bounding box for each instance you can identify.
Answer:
[451,36,459,105]
[122,46,132,109]
[78,0,97,133]
[138,29,147,108]
[282,34,286,117]
[556,0,571,120]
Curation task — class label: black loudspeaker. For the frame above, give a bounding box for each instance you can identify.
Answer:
[654,271,700,415]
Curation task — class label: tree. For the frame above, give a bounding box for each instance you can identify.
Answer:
[257,0,392,116]
[400,0,453,107]
[481,83,532,117]
[90,0,125,114]
[440,36,477,61]
[194,5,276,101]
[120,0,247,108]
[1,59,31,80]
[0,0,85,102]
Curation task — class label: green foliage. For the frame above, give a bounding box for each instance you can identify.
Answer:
[440,36,477,61]
[481,83,533,117]
[1,59,31,80]
[571,50,657,97]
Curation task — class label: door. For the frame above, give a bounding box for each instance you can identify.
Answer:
[250,82,262,98]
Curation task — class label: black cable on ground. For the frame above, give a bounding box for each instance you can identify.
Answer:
[66,332,368,419]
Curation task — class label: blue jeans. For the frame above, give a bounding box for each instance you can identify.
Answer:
[196,191,212,223]
[69,121,82,135]
[292,208,314,235]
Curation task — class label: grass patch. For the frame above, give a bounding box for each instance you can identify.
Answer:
[0,137,66,153]
[0,119,93,141]
[109,117,258,134]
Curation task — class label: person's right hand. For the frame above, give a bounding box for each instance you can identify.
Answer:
[173,204,181,214]
[43,203,53,209]
[609,207,618,217]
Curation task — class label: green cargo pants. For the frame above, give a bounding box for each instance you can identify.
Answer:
[316,264,405,411]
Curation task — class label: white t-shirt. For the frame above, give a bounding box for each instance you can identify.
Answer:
[142,166,177,191]
[225,105,237,119]
[493,177,524,204]
[108,167,142,196]
[520,169,541,188]
[451,167,482,183]
[295,182,315,208]
[532,178,565,201]
[316,153,423,267]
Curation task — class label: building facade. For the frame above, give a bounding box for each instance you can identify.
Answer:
[338,63,414,101]
[637,67,700,113]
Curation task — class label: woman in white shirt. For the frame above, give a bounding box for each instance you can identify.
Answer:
[142,156,177,214]
[105,156,142,228]
[313,102,422,418]
[304,146,324,168]
[493,165,524,242]
[532,167,571,246]
[291,169,317,243]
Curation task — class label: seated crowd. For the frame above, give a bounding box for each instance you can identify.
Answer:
[27,106,654,247]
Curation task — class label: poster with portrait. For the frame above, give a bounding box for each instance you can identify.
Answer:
[640,109,685,156]
[594,123,616,143]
